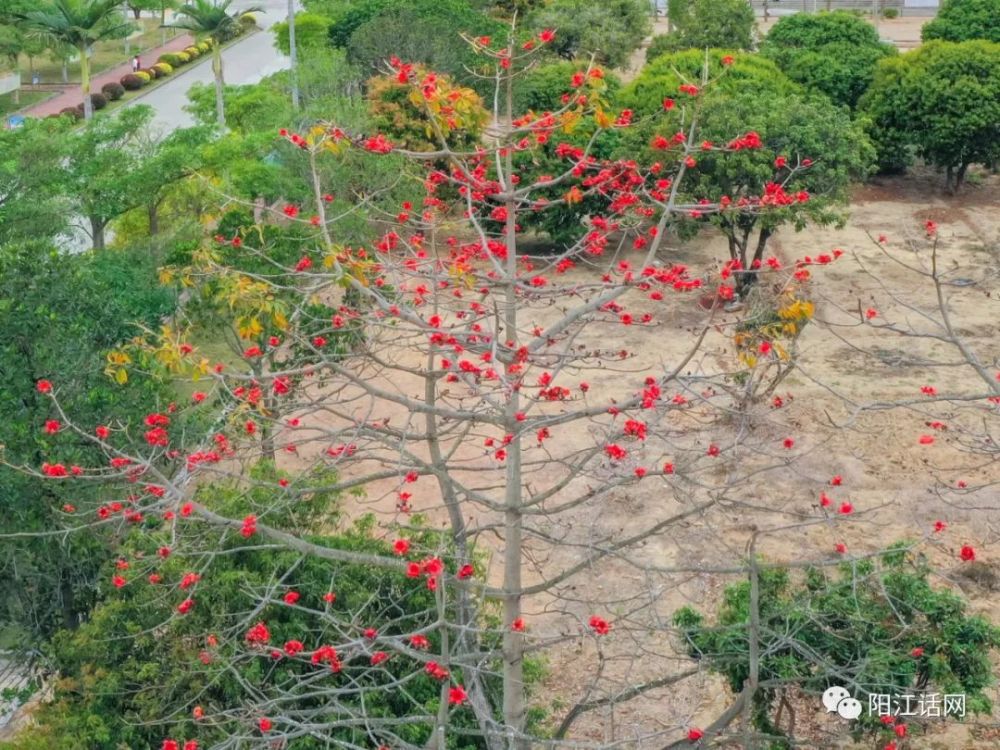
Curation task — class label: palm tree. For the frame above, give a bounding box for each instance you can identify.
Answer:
[15,0,133,119]
[165,0,261,127]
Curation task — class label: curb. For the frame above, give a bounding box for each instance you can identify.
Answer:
[120,29,262,110]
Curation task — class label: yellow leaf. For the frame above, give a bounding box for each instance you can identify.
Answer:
[594,108,613,129]
[115,368,128,385]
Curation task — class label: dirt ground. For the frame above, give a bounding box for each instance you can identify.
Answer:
[265,164,1000,748]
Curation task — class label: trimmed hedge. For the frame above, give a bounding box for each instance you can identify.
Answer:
[136,70,152,82]
[59,106,83,120]
[183,46,201,58]
[101,81,125,100]
[158,52,183,66]
[120,73,144,90]
[153,62,173,75]
[176,51,191,63]
[90,92,108,110]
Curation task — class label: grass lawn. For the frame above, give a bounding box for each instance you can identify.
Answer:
[18,17,185,86]
[0,88,50,117]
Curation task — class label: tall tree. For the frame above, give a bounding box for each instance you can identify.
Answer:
[165,0,262,127]
[14,0,132,119]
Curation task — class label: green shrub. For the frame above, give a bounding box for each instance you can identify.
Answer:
[273,12,334,55]
[101,82,125,100]
[648,0,755,56]
[922,0,1000,43]
[158,52,182,67]
[526,0,652,68]
[339,0,502,86]
[120,73,144,90]
[621,50,798,116]
[197,41,211,52]
[883,6,899,17]
[674,547,1000,741]
[513,60,622,114]
[760,12,895,109]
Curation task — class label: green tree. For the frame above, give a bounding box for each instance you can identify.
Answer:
[922,0,1000,43]
[329,0,501,87]
[619,50,874,287]
[166,0,262,127]
[647,0,755,58]
[0,118,70,245]
[674,546,1000,745]
[14,0,132,119]
[272,11,332,56]
[0,243,175,644]
[5,473,479,750]
[526,0,652,69]
[861,40,1000,189]
[62,106,206,249]
[760,11,895,109]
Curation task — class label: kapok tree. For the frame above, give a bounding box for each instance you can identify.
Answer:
[13,30,977,750]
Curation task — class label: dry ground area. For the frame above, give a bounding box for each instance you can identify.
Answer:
[263,165,1000,748]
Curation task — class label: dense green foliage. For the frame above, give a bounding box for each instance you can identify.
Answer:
[619,50,873,276]
[922,0,1000,43]
[272,11,334,55]
[5,471,492,749]
[322,0,501,85]
[512,60,622,117]
[526,0,652,69]
[861,39,1000,186]
[0,119,70,245]
[0,243,176,643]
[675,546,1000,743]
[646,0,755,58]
[760,11,895,109]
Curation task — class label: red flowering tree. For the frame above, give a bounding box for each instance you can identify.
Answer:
[14,30,999,750]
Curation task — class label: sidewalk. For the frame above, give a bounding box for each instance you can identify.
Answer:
[23,33,195,118]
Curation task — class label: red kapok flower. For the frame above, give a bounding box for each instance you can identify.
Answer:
[687,728,704,741]
[37,379,53,394]
[960,544,976,562]
[588,615,611,635]
[511,617,525,632]
[448,685,468,705]
[838,501,854,515]
[44,420,61,434]
[393,538,410,556]
[911,646,924,658]
[918,434,935,445]
[258,717,273,732]
[934,520,947,533]
[283,591,300,605]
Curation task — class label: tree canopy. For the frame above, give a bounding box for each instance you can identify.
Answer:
[646,0,756,59]
[760,11,896,109]
[861,39,1000,188]
[922,0,1000,43]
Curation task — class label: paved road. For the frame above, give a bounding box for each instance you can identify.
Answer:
[125,0,294,133]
